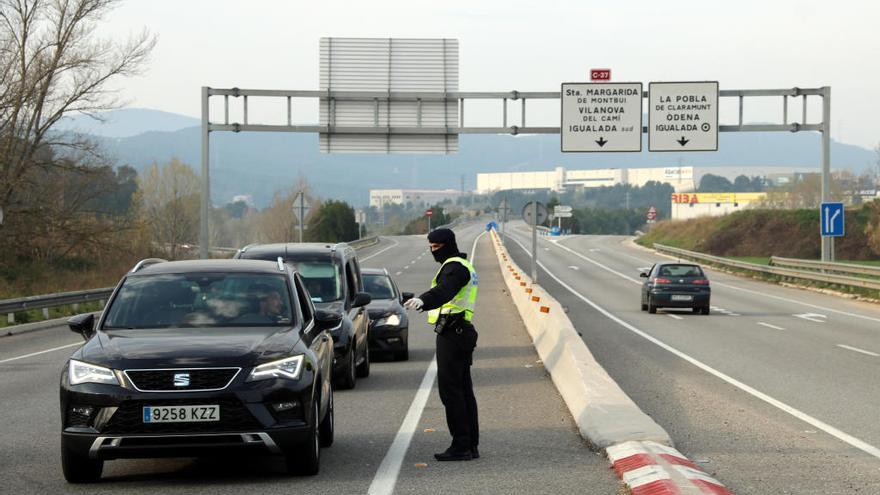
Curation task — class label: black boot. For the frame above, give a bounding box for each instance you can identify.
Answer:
[434,448,473,461]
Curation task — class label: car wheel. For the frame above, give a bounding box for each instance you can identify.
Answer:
[286,399,320,476]
[319,385,334,448]
[641,298,648,311]
[337,346,357,390]
[692,306,701,314]
[701,306,710,315]
[356,342,370,378]
[648,296,657,314]
[61,442,103,483]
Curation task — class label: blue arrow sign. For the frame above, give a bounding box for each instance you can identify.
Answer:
[820,202,845,237]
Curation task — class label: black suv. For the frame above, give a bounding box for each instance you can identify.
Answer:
[235,243,371,389]
[60,259,338,482]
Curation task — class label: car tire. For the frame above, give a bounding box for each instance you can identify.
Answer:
[701,306,710,315]
[61,443,103,483]
[337,346,357,390]
[286,399,321,476]
[692,307,701,314]
[641,299,648,311]
[319,386,334,448]
[356,342,370,378]
[648,296,657,314]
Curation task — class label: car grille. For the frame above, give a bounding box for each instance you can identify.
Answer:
[101,398,262,434]
[125,368,240,392]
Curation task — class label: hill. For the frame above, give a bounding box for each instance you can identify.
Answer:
[84,109,876,208]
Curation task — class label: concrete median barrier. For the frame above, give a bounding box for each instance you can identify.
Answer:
[489,229,670,448]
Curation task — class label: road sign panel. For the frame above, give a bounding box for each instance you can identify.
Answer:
[561,82,643,152]
[590,69,611,81]
[554,205,573,213]
[426,209,433,217]
[555,211,572,218]
[522,201,548,226]
[648,81,719,152]
[820,202,845,237]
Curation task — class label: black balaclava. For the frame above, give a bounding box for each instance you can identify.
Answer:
[428,228,460,263]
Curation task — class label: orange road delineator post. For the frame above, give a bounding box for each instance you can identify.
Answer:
[531,296,541,302]
[540,306,550,313]
[525,288,533,293]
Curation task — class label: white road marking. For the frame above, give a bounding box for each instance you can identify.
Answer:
[395,271,402,276]
[360,237,401,262]
[368,230,486,495]
[568,266,580,271]
[795,313,827,323]
[404,265,410,270]
[667,314,683,320]
[836,344,879,357]
[536,234,640,285]
[758,322,785,331]
[506,235,880,461]
[368,357,438,495]
[0,342,81,364]
[589,248,601,252]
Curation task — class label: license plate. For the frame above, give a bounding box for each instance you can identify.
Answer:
[143,405,220,423]
[671,295,693,301]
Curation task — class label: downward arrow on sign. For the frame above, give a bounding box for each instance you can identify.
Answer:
[677,136,689,146]
[596,137,608,147]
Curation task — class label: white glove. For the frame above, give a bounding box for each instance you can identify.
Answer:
[403,297,424,311]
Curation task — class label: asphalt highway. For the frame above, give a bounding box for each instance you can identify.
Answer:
[504,222,880,494]
[0,224,619,494]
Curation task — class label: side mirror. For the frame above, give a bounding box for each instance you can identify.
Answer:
[353,291,372,308]
[68,313,95,340]
[314,309,343,330]
[639,272,649,278]
[400,291,414,303]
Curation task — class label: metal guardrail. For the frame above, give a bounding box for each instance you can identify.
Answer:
[1,237,384,326]
[769,256,880,278]
[654,244,880,291]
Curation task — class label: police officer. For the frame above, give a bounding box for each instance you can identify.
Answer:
[404,228,479,461]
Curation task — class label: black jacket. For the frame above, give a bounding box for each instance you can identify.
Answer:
[419,253,471,311]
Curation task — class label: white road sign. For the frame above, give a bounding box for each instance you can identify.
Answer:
[648,81,719,152]
[554,205,573,213]
[561,82,643,152]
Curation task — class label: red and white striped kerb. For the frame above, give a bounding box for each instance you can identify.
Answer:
[606,441,733,495]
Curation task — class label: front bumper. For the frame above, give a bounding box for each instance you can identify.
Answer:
[368,324,408,353]
[61,371,316,459]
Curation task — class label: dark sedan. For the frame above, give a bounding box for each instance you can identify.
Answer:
[60,259,338,482]
[362,268,413,361]
[640,262,711,314]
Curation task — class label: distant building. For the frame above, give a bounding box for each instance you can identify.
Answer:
[231,194,255,206]
[369,188,463,209]
[671,192,767,220]
[476,166,696,193]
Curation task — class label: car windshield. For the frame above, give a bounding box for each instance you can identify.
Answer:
[657,265,704,277]
[286,260,343,303]
[363,274,395,300]
[103,273,293,329]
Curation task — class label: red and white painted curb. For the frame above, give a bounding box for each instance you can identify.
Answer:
[606,441,733,495]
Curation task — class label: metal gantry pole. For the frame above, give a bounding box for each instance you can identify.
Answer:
[298,192,305,243]
[531,201,538,283]
[200,86,210,260]
[821,86,833,261]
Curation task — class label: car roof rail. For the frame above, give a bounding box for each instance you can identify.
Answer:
[276,256,286,272]
[238,243,258,254]
[130,258,168,273]
[383,268,390,276]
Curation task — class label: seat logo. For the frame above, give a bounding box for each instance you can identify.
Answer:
[173,373,191,387]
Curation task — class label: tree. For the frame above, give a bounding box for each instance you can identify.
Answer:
[0,0,155,232]
[308,200,358,242]
[138,158,200,258]
[698,174,733,192]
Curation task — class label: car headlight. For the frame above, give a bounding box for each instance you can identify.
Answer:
[68,359,120,386]
[247,355,304,382]
[375,313,401,327]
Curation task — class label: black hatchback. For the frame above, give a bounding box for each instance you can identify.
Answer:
[640,262,711,314]
[60,259,338,482]
[362,268,413,361]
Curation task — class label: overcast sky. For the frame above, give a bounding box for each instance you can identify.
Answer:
[101,0,879,149]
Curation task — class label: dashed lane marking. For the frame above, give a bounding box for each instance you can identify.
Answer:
[361,237,401,262]
[667,314,683,320]
[795,313,827,323]
[836,344,879,357]
[758,322,786,331]
[395,271,402,276]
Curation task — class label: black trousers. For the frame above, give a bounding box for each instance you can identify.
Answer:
[436,322,479,452]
